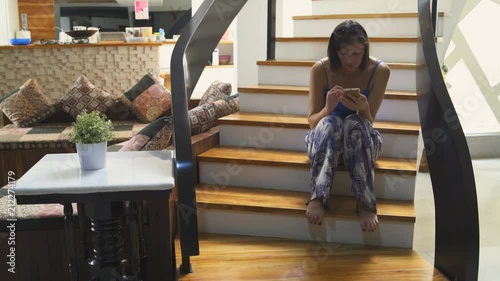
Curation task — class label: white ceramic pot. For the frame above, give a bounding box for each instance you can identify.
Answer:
[76,142,107,170]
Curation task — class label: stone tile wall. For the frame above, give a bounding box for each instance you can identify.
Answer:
[0,45,160,100]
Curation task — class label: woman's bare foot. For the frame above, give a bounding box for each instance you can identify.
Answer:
[357,201,379,232]
[306,198,325,225]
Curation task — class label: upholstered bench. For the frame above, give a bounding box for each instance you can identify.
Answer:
[0,121,149,186]
[0,126,220,281]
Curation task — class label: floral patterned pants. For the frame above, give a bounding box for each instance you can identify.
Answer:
[305,114,382,213]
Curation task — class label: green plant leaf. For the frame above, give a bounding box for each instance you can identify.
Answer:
[69,110,114,144]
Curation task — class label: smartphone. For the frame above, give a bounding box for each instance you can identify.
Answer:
[344,88,361,98]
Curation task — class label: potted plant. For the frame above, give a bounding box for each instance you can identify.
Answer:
[69,110,113,170]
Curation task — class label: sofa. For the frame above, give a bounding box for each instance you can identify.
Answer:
[0,74,239,280]
[0,74,237,185]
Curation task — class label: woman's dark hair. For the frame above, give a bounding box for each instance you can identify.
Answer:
[327,20,370,70]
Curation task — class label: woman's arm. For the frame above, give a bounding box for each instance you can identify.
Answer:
[339,62,390,123]
[308,60,341,129]
[359,62,390,122]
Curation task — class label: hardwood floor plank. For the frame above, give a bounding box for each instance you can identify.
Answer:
[175,234,448,281]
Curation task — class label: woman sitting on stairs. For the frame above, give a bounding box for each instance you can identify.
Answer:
[305,20,390,232]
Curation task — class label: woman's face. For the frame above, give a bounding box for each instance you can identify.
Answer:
[337,42,365,73]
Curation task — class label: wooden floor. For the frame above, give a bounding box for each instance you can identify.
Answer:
[175,234,448,281]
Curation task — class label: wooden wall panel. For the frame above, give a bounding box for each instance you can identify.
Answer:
[18,0,55,41]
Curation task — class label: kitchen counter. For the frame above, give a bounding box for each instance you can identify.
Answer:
[0,41,162,50]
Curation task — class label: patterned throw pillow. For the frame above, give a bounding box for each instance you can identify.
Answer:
[188,102,218,135]
[118,134,151,151]
[124,73,158,102]
[60,75,117,118]
[214,94,240,118]
[119,116,173,151]
[130,84,172,123]
[141,117,174,151]
[188,94,240,135]
[0,79,57,127]
[105,94,134,121]
[198,80,232,106]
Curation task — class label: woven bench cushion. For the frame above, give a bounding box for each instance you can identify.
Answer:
[0,121,149,151]
[0,193,77,221]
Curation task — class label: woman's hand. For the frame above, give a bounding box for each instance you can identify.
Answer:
[339,91,370,113]
[323,85,343,115]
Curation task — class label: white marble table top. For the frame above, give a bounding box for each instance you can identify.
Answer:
[15,151,175,196]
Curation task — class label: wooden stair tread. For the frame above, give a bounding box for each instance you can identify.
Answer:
[176,233,448,281]
[292,12,445,20]
[198,146,417,175]
[277,36,424,43]
[196,184,415,222]
[277,36,439,43]
[219,112,420,135]
[257,60,418,69]
[238,84,416,100]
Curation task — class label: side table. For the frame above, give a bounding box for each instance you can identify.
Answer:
[14,151,176,281]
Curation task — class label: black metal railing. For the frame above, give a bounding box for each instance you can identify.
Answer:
[417,1,479,280]
[267,0,276,60]
[170,0,248,274]
[431,0,438,36]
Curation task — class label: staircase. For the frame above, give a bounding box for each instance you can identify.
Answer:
[195,0,444,249]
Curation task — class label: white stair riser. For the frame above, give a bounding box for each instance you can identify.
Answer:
[199,163,416,200]
[276,41,418,63]
[240,93,309,115]
[294,17,444,38]
[377,99,419,123]
[239,93,419,123]
[220,125,307,151]
[219,125,418,159]
[311,0,453,15]
[258,66,308,87]
[258,65,417,92]
[198,209,414,248]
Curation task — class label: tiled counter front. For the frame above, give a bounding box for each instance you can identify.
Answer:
[0,42,161,99]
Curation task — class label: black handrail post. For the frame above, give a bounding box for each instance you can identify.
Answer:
[417,0,480,280]
[431,0,438,37]
[267,0,276,61]
[170,0,248,275]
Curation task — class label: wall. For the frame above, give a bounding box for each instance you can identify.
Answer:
[0,2,10,45]
[0,44,160,99]
[0,0,20,45]
[276,0,310,37]
[237,0,311,86]
[189,0,238,96]
[444,0,500,135]
[237,0,266,87]
[18,0,55,41]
